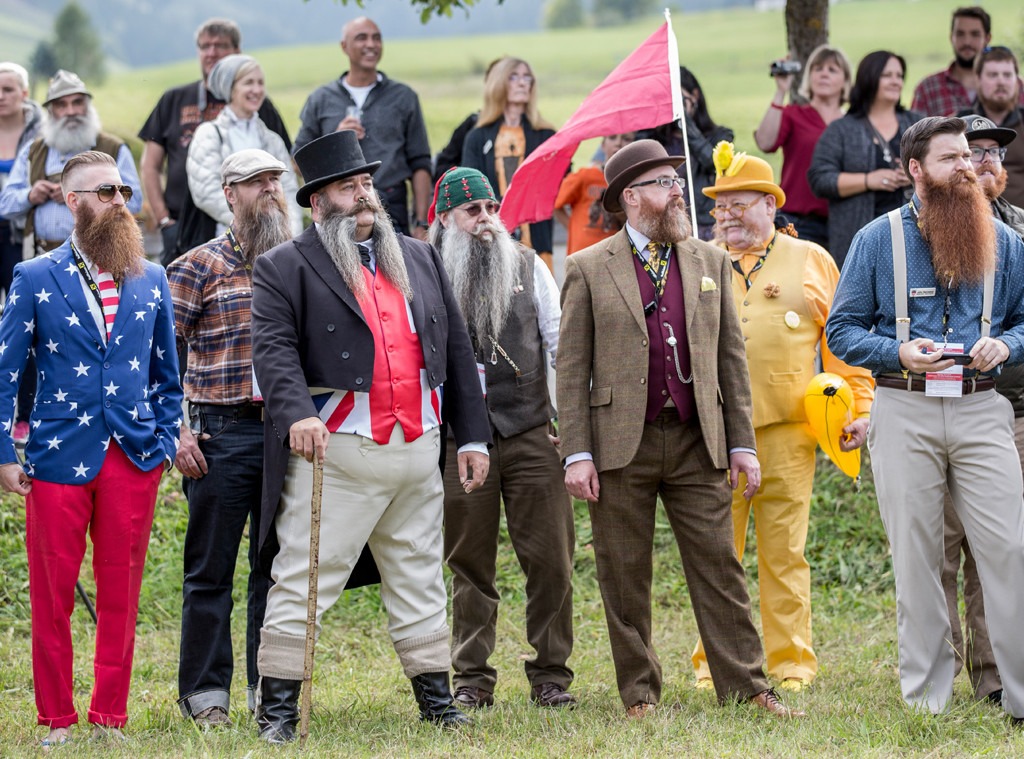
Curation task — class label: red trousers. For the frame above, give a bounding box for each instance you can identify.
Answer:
[25,444,162,728]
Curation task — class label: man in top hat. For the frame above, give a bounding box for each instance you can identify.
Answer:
[691,143,873,691]
[167,149,295,727]
[0,70,142,256]
[427,167,577,710]
[249,130,491,743]
[937,114,1024,708]
[557,139,804,719]
[0,150,181,747]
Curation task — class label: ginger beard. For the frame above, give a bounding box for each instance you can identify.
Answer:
[975,162,1009,201]
[74,202,145,280]
[317,192,413,301]
[233,190,292,263]
[636,192,691,244]
[917,166,996,286]
[437,217,520,341]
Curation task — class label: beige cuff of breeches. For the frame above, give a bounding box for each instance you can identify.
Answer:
[393,626,452,678]
[258,628,307,680]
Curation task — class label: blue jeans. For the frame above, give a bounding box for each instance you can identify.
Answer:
[177,411,270,716]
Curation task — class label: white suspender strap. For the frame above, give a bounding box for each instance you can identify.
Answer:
[981,268,994,339]
[888,209,910,343]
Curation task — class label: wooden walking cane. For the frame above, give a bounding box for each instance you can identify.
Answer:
[299,455,324,748]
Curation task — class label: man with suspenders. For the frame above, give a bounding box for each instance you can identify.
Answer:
[827,116,1024,726]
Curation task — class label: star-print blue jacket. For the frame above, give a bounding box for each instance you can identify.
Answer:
[0,241,183,483]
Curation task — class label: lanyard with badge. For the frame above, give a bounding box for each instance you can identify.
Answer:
[70,240,114,315]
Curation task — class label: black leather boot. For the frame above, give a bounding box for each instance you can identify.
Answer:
[410,672,472,727]
[256,676,302,744]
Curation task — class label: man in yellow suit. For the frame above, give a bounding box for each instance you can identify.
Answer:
[691,143,874,690]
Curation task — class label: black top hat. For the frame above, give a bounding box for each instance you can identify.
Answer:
[961,114,1017,147]
[294,130,382,208]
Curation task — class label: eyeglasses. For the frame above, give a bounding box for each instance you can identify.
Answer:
[198,42,234,53]
[72,184,133,203]
[457,200,501,217]
[509,74,534,85]
[969,146,1007,163]
[709,195,765,220]
[629,176,684,190]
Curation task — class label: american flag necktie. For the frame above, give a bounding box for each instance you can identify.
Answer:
[95,268,118,340]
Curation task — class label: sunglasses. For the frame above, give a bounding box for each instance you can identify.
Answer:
[457,200,501,218]
[72,184,134,203]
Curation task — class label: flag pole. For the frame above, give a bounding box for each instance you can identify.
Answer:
[665,9,699,236]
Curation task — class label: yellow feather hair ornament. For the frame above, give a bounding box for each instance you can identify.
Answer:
[712,140,748,178]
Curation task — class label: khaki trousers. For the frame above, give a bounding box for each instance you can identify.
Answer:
[443,424,575,692]
[870,388,1024,718]
[590,411,768,708]
[259,426,450,679]
[693,422,818,683]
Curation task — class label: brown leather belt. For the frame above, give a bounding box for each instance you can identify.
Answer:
[875,376,995,394]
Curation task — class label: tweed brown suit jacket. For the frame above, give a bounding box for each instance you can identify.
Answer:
[557,228,756,472]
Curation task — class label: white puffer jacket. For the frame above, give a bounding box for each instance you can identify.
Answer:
[186,108,304,237]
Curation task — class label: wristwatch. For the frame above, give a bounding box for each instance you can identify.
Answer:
[158,216,174,229]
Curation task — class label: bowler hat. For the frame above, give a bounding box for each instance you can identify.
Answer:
[961,114,1016,147]
[44,70,91,106]
[602,139,685,213]
[294,130,381,208]
[220,148,288,186]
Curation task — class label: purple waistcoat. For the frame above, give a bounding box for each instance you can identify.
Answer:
[632,249,695,423]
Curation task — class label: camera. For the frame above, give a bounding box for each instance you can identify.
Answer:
[770,60,802,77]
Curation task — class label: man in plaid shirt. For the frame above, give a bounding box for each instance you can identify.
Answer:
[167,149,298,728]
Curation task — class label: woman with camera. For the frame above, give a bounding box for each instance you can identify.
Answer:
[754,45,852,247]
[808,50,923,269]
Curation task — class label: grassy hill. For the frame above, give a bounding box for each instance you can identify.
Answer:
[83,0,1024,170]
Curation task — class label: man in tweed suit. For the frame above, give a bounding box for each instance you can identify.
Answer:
[557,139,803,719]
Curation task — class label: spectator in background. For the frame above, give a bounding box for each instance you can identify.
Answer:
[754,45,852,247]
[553,132,634,255]
[0,62,44,292]
[912,6,994,116]
[185,55,302,240]
[644,66,733,241]
[462,56,557,271]
[808,51,922,269]
[958,46,1024,207]
[0,70,142,257]
[433,59,500,183]
[293,16,432,239]
[138,18,291,266]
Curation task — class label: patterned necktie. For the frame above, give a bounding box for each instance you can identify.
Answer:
[95,268,118,339]
[646,241,663,272]
[357,243,372,270]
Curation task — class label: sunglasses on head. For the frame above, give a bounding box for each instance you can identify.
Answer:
[72,184,133,203]
[458,200,500,218]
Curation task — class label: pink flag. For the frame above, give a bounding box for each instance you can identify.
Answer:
[500,15,682,231]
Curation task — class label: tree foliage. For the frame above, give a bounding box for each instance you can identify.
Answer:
[545,0,585,30]
[28,42,59,98]
[328,0,505,24]
[592,0,658,26]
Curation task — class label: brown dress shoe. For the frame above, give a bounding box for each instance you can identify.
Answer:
[750,688,806,718]
[530,682,578,708]
[453,685,494,708]
[626,702,655,719]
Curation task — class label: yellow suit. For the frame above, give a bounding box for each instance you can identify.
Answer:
[693,233,873,683]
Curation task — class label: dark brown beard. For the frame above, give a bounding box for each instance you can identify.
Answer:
[918,168,996,287]
[636,195,691,244]
[233,191,292,262]
[75,203,145,280]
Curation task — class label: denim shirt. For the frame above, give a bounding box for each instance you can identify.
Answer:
[826,196,1024,376]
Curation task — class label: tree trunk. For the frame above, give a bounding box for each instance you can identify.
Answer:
[785,0,829,100]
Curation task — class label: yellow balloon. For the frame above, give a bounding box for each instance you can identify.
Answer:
[804,372,860,478]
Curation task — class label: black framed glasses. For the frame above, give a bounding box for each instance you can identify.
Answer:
[709,195,765,220]
[629,176,684,190]
[456,200,500,218]
[969,146,1007,163]
[72,184,133,203]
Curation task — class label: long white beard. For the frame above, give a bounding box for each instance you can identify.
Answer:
[437,220,521,341]
[319,197,413,301]
[42,104,102,155]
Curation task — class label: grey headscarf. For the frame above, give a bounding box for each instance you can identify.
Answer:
[207,54,256,102]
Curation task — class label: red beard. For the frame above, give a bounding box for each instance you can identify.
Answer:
[75,203,145,280]
[917,168,996,287]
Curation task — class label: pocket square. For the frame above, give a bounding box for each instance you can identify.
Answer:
[700,276,717,292]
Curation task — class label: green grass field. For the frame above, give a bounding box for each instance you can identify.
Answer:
[3,1,1024,754]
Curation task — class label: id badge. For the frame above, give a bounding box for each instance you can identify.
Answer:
[925,342,963,398]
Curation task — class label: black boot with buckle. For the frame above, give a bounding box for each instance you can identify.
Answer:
[410,672,472,727]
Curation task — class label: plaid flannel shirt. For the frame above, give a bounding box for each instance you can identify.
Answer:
[167,229,257,405]
[912,63,1024,116]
